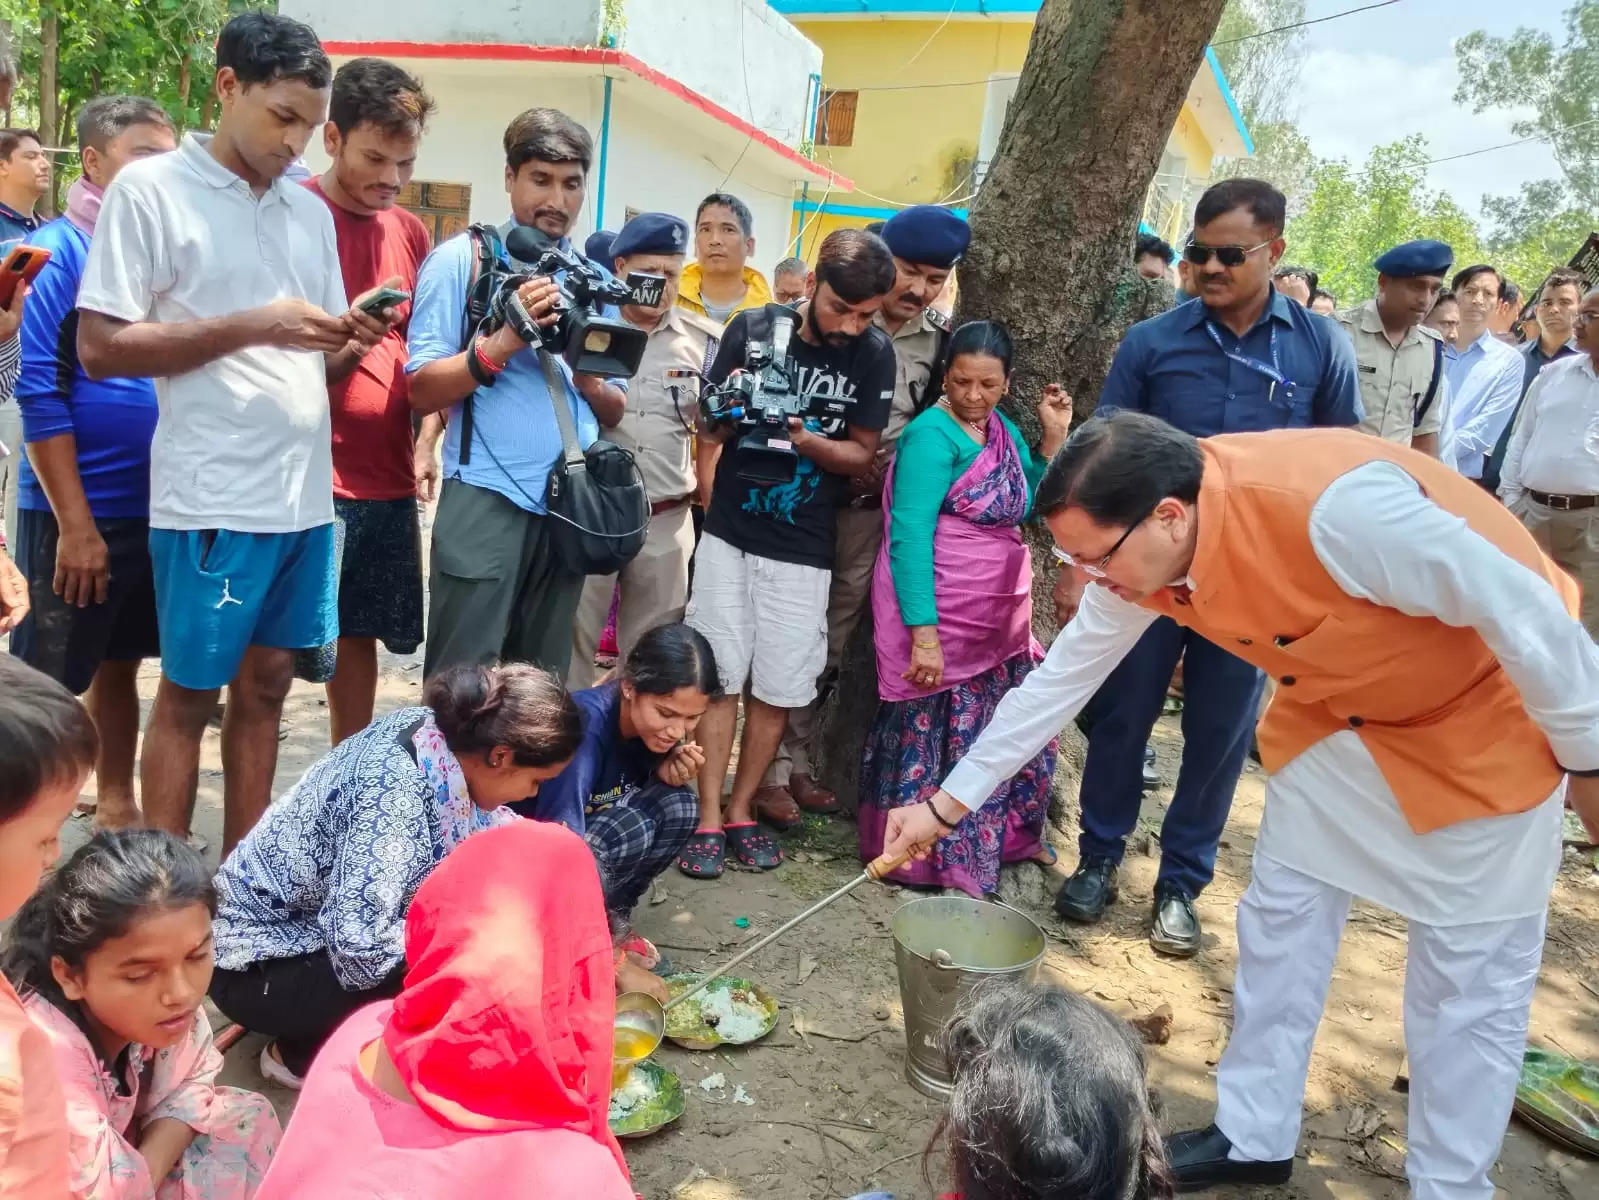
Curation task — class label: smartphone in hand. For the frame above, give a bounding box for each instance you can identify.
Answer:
[356,287,411,317]
[0,244,51,307]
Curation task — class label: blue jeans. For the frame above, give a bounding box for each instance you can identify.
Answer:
[1077,616,1264,897]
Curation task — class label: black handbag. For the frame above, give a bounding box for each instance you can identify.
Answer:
[536,349,651,575]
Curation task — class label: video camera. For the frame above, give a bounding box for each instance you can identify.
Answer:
[489,226,665,378]
[696,309,859,484]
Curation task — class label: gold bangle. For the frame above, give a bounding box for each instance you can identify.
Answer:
[914,639,939,649]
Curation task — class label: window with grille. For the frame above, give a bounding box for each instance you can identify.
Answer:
[395,181,472,244]
[816,90,858,148]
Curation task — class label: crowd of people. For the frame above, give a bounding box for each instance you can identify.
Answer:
[0,9,1597,1200]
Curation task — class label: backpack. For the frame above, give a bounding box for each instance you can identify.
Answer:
[454,222,506,465]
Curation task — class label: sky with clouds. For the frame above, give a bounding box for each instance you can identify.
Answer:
[1289,0,1567,227]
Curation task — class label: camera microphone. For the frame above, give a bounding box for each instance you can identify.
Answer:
[505,225,555,265]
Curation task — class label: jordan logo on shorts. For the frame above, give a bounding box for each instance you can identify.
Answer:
[216,579,244,609]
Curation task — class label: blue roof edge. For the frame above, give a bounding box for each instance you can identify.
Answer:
[1204,45,1254,157]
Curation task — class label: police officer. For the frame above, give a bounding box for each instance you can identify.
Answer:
[569,212,723,687]
[758,205,967,821]
[1335,239,1453,456]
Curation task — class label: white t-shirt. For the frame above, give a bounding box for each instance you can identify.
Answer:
[77,133,347,533]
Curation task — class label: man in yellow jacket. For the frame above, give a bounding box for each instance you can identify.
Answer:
[677,192,773,325]
[884,412,1599,1200]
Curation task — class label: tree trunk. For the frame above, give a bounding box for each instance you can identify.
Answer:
[816,0,1229,811]
[39,8,59,148]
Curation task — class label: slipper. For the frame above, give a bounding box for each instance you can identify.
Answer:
[726,821,783,870]
[259,1042,304,1092]
[677,830,726,880]
[753,784,803,831]
[1030,843,1059,867]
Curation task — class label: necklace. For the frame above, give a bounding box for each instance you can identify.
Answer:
[938,398,987,442]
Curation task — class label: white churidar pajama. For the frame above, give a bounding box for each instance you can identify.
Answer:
[940,463,1599,1200]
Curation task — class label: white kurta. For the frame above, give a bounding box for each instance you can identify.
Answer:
[941,461,1599,925]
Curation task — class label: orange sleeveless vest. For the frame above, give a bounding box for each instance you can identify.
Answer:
[1140,430,1579,834]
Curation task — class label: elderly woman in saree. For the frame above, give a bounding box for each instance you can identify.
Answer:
[859,320,1072,895]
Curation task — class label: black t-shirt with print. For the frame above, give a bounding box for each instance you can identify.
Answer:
[702,303,896,570]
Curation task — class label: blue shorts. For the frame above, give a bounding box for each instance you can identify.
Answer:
[149,526,338,690]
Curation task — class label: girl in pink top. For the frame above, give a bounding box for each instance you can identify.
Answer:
[0,656,100,1198]
[257,821,636,1199]
[2,830,280,1199]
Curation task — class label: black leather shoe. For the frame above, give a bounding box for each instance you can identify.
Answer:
[1141,743,1160,791]
[1054,857,1118,922]
[1150,886,1201,957]
[1168,1124,1292,1192]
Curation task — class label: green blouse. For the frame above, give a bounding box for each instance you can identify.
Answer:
[888,406,1047,628]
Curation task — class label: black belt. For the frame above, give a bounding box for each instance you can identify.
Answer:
[1529,489,1599,511]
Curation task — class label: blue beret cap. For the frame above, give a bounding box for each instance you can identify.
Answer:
[880,204,971,270]
[1373,239,1453,278]
[610,212,690,261]
[584,230,616,266]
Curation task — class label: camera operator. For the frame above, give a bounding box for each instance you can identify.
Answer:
[406,107,627,677]
[568,212,722,688]
[679,229,898,880]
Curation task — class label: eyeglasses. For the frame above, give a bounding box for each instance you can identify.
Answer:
[1051,509,1153,579]
[1183,239,1273,268]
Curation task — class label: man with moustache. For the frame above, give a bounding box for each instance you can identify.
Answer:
[1439,264,1524,485]
[1481,267,1583,494]
[1335,239,1452,456]
[1055,178,1360,958]
[294,57,440,744]
[406,107,628,678]
[568,212,723,686]
[758,204,966,823]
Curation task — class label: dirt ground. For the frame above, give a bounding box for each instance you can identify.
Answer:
[40,527,1599,1199]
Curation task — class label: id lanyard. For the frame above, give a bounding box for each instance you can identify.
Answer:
[1204,320,1298,410]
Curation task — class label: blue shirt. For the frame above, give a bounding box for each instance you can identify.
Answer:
[16,217,158,518]
[405,223,602,513]
[510,681,661,832]
[1098,291,1362,435]
[0,200,39,249]
[1439,330,1525,479]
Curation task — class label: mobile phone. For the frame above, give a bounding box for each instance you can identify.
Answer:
[357,287,410,316]
[0,244,51,307]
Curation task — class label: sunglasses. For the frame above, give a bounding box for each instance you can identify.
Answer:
[1183,239,1273,268]
[1051,508,1154,579]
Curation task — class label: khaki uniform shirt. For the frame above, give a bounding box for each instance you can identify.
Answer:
[879,307,948,446]
[603,306,721,502]
[1335,299,1447,444]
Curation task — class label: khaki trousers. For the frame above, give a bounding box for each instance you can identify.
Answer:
[568,501,696,689]
[1516,497,1599,640]
[767,504,883,784]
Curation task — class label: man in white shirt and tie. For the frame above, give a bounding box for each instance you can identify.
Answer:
[1500,285,1599,639]
[1440,264,1526,484]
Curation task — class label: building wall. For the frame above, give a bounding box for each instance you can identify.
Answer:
[299,58,798,277]
[279,0,603,49]
[797,17,1032,208]
[619,0,821,146]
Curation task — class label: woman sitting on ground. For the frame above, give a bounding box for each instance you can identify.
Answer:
[933,980,1173,1200]
[254,821,633,1200]
[859,320,1073,895]
[209,663,581,1090]
[1,829,281,1198]
[514,623,719,997]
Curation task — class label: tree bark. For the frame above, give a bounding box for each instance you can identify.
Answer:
[39,8,59,149]
[816,0,1229,810]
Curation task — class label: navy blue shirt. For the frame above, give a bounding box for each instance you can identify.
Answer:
[1099,291,1362,435]
[508,682,661,833]
[0,200,39,249]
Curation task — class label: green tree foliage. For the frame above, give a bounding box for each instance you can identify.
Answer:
[1286,136,1484,303]
[1211,0,1317,206]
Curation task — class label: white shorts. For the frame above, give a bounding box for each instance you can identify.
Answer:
[685,533,831,708]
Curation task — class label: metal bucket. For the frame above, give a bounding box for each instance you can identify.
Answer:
[891,895,1047,1099]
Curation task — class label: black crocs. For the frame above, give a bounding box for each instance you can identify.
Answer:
[725,822,782,870]
[677,830,726,880]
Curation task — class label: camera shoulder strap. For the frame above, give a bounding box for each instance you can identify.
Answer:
[456,223,505,466]
[537,348,588,470]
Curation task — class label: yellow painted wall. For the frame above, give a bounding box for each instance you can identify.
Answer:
[787,16,1226,256]
[800,18,1031,207]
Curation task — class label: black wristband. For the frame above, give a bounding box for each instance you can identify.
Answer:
[465,339,498,389]
[925,797,961,830]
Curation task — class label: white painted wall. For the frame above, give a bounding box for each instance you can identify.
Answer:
[619,0,821,145]
[280,0,603,48]
[602,86,797,274]
[300,59,798,274]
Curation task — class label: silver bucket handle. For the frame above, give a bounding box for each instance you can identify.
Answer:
[930,948,957,971]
